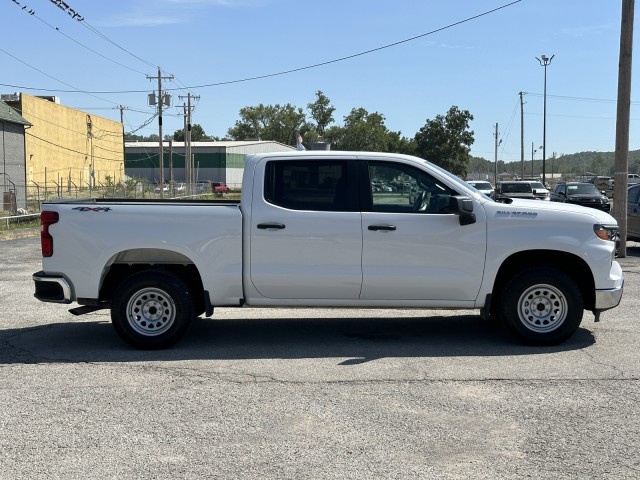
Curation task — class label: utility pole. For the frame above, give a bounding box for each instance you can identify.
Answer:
[179,93,200,193]
[86,115,93,197]
[147,68,173,197]
[114,105,128,181]
[183,104,189,192]
[187,94,192,191]
[114,104,128,125]
[519,92,525,179]
[494,123,500,185]
[169,140,173,193]
[614,0,634,258]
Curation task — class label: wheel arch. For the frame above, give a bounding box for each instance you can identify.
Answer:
[493,250,595,310]
[99,248,206,313]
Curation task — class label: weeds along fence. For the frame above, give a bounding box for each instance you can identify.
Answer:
[25,180,157,212]
[1,180,241,217]
[0,213,40,232]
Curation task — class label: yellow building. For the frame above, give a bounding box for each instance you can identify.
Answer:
[5,93,124,196]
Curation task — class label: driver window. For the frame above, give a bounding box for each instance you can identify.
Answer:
[368,162,457,213]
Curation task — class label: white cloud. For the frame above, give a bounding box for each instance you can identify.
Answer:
[106,15,184,27]
[559,24,615,37]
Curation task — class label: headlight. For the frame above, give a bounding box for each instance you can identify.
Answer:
[594,224,618,241]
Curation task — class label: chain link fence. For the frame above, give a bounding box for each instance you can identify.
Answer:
[1,179,240,219]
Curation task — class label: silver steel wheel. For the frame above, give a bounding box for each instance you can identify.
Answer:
[126,287,176,337]
[517,283,567,333]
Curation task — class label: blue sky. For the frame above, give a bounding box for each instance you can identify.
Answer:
[1,0,635,164]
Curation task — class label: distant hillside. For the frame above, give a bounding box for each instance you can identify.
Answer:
[468,149,640,180]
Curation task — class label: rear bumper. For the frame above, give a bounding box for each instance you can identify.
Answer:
[33,271,72,304]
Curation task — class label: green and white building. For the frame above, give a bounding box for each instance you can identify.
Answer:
[125,140,295,188]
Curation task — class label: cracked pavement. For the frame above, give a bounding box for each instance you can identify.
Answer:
[1,235,639,479]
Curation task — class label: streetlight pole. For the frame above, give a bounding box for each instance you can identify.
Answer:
[536,54,554,186]
[531,142,537,177]
[531,143,542,178]
[494,123,500,185]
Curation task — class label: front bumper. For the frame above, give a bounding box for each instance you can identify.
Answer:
[594,282,624,311]
[594,259,624,311]
[33,271,72,304]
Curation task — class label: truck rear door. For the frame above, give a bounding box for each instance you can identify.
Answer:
[248,157,363,299]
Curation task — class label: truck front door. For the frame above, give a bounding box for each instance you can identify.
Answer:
[359,160,487,302]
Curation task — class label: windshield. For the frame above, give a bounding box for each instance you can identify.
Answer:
[417,158,494,201]
[470,182,492,190]
[529,182,545,190]
[501,183,532,193]
[567,184,599,195]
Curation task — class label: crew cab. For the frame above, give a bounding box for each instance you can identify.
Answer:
[33,151,623,349]
[494,181,537,201]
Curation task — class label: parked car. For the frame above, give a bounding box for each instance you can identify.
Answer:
[467,181,494,198]
[524,181,550,201]
[153,183,169,193]
[195,181,210,192]
[550,182,611,212]
[607,174,640,198]
[494,181,536,201]
[211,182,231,196]
[626,183,640,241]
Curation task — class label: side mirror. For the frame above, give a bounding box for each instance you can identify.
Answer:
[449,195,476,225]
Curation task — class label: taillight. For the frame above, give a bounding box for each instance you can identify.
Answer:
[41,211,59,257]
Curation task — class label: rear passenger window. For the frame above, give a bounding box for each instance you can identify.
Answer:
[264,160,349,211]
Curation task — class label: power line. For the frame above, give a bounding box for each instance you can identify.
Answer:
[0,47,122,106]
[528,92,640,105]
[26,131,123,162]
[43,0,157,69]
[2,0,524,95]
[79,20,157,69]
[9,108,123,143]
[8,0,149,75]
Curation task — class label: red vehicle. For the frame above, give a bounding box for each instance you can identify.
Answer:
[211,182,231,196]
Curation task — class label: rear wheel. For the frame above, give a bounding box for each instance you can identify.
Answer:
[499,267,584,345]
[111,270,194,349]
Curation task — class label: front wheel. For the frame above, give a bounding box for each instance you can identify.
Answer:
[499,267,584,345]
[111,270,194,349]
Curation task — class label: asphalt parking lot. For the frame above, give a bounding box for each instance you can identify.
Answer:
[1,234,639,479]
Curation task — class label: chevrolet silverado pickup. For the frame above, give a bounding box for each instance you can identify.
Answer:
[33,151,624,349]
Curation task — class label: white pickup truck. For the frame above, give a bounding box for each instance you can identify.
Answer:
[33,151,623,349]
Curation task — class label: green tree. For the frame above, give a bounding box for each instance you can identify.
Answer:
[227,103,307,146]
[172,124,215,141]
[387,131,417,155]
[307,90,335,138]
[331,108,393,152]
[124,133,159,142]
[414,106,475,177]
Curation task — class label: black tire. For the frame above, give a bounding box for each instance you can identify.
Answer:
[499,267,584,346]
[111,270,194,349]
